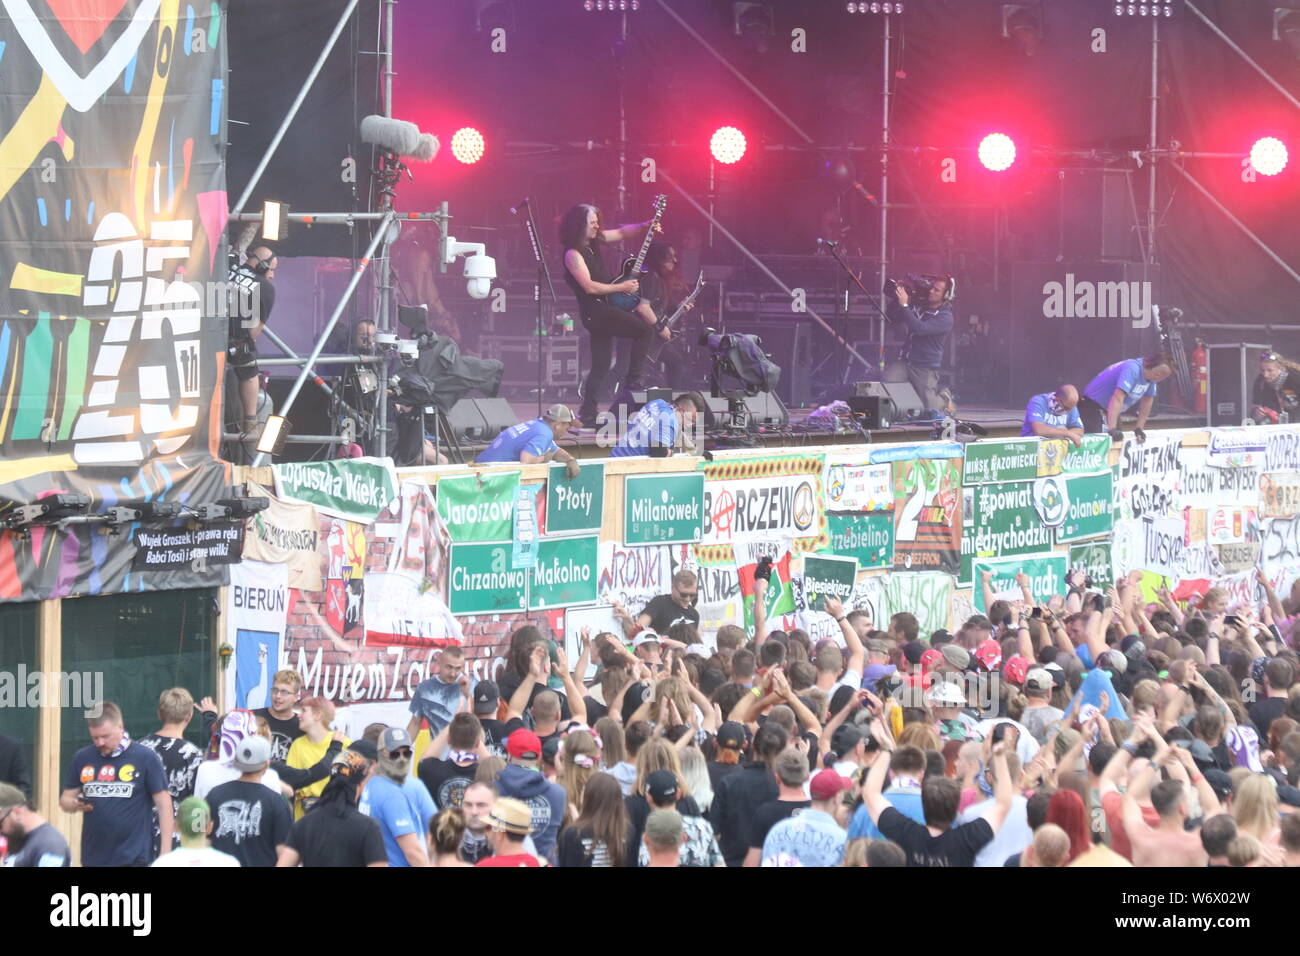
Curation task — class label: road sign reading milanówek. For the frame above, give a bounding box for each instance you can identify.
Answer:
[437,471,520,542]
[529,535,599,610]
[546,462,604,534]
[624,473,705,545]
[448,542,528,615]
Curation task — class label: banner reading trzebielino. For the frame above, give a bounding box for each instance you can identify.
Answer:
[0,3,228,601]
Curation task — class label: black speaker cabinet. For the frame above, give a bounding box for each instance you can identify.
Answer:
[447,397,517,441]
[1207,343,1272,426]
[846,395,896,429]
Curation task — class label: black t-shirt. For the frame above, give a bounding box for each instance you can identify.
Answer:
[229,265,276,339]
[707,760,742,797]
[584,696,609,725]
[640,594,700,635]
[709,761,778,867]
[2,822,71,867]
[206,780,293,868]
[286,804,386,867]
[480,717,526,759]
[877,805,994,868]
[418,757,478,810]
[1248,697,1288,742]
[137,733,204,855]
[495,672,572,724]
[749,799,812,850]
[253,709,304,763]
[557,825,626,868]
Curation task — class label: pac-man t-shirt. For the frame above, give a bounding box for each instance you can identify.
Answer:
[63,742,167,866]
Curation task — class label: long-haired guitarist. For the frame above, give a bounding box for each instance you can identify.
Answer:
[640,239,697,387]
[559,203,667,425]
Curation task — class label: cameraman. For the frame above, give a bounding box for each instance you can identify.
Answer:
[227,246,277,440]
[884,276,955,417]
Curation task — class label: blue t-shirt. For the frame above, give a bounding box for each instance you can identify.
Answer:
[1083,358,1157,412]
[847,785,924,841]
[409,676,468,737]
[360,774,436,867]
[761,808,846,867]
[1021,393,1084,437]
[63,741,168,867]
[610,399,678,457]
[477,418,557,463]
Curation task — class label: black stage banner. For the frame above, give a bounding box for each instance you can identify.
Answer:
[0,0,229,601]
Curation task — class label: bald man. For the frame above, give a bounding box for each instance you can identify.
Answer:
[228,246,279,433]
[1022,385,1084,447]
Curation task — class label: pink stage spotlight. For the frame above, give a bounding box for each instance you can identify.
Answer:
[978,132,1016,172]
[1250,137,1288,176]
[710,126,747,165]
[450,127,486,165]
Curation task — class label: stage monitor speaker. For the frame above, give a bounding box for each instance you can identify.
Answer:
[629,387,674,408]
[1207,343,1272,427]
[857,380,923,420]
[846,395,895,429]
[703,392,788,428]
[447,397,517,441]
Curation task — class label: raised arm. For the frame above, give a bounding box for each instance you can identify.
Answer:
[980,745,1013,834]
[863,720,896,825]
[823,596,864,676]
[553,647,588,726]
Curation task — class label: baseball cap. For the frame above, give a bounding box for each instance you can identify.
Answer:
[645,769,680,804]
[975,639,1002,672]
[347,739,378,762]
[473,680,501,714]
[1100,649,1128,674]
[176,796,210,837]
[926,680,967,707]
[231,734,271,772]
[716,721,746,751]
[545,403,576,423]
[920,649,943,673]
[941,644,971,671]
[632,633,662,648]
[902,641,926,665]
[1044,661,1067,687]
[1003,655,1030,685]
[379,727,413,754]
[489,797,535,835]
[810,768,852,801]
[1025,667,1053,693]
[862,662,898,686]
[507,728,543,761]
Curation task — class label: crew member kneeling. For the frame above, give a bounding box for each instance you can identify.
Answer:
[1079,353,1171,443]
[476,404,582,477]
[609,392,706,458]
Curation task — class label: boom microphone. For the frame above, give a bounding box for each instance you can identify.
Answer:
[851,181,879,206]
[360,115,439,162]
[816,237,840,248]
[509,198,530,215]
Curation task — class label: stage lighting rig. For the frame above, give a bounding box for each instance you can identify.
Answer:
[1276,8,1300,58]
[443,238,497,300]
[188,497,270,524]
[845,2,903,13]
[1,493,91,531]
[1111,1,1175,17]
[583,1,640,10]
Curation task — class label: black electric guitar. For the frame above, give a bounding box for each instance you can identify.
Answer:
[603,194,668,311]
[646,271,706,364]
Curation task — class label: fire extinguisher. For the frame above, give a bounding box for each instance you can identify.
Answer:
[1192,340,1208,415]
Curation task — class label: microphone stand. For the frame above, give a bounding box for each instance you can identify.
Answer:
[823,242,891,378]
[516,201,558,420]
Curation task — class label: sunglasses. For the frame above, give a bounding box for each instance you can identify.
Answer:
[387,748,413,760]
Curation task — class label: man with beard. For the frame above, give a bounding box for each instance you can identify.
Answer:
[360,727,435,867]
[0,783,70,867]
[459,780,497,864]
[278,743,387,868]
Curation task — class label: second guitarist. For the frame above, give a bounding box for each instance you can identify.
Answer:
[560,203,667,426]
[639,240,698,388]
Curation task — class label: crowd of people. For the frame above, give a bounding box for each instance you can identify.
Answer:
[5,564,1300,868]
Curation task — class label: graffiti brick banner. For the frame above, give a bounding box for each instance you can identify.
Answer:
[624,473,705,545]
[437,471,519,542]
[893,456,962,574]
[825,512,893,569]
[274,457,398,525]
[0,3,229,601]
[822,454,892,512]
[700,453,826,558]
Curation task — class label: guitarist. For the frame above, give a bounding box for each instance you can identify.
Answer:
[640,240,696,386]
[1253,352,1300,423]
[560,203,667,426]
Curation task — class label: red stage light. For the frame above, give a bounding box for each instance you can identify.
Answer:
[1250,137,1287,176]
[450,127,486,164]
[978,133,1016,172]
[710,126,747,165]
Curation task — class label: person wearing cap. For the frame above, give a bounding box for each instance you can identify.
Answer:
[278,744,388,867]
[1020,667,1065,746]
[150,797,240,868]
[759,768,849,867]
[470,679,524,758]
[495,728,566,861]
[194,709,286,802]
[0,782,70,867]
[633,768,723,867]
[475,797,545,867]
[360,727,436,867]
[476,404,582,477]
[928,678,981,742]
[204,734,293,868]
[707,721,747,795]
[609,391,707,458]
[406,645,473,752]
[59,701,173,867]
